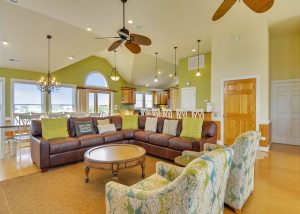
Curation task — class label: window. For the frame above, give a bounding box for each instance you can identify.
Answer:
[50,85,76,112]
[135,93,145,109]
[88,92,111,114]
[85,72,108,88]
[0,78,4,122]
[12,80,45,113]
[145,93,153,108]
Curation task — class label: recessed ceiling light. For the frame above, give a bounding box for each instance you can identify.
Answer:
[11,0,18,3]
[86,27,92,32]
[2,41,9,45]
[128,19,133,24]
[169,74,173,77]
[158,71,161,74]
[192,49,196,52]
[68,56,74,60]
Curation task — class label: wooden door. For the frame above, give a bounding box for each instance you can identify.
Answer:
[272,80,300,145]
[224,78,256,145]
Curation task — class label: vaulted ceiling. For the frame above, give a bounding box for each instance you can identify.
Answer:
[1,0,300,88]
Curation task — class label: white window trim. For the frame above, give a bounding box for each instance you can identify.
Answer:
[85,71,109,89]
[145,92,153,108]
[49,83,76,112]
[10,79,46,115]
[0,77,5,121]
[134,92,145,109]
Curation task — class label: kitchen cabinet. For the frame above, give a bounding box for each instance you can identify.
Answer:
[122,87,136,104]
[153,91,169,105]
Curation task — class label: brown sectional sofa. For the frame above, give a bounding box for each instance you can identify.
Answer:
[30,115,217,171]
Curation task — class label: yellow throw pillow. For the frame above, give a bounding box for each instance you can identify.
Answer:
[180,117,203,139]
[41,117,69,140]
[122,115,138,130]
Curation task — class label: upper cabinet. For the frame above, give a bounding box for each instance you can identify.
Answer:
[153,91,169,105]
[122,87,136,104]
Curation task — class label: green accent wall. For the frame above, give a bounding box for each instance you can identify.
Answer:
[0,68,45,116]
[178,52,211,109]
[52,56,128,106]
[0,56,129,117]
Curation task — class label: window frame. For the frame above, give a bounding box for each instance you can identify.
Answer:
[49,84,76,113]
[134,92,153,109]
[145,92,153,108]
[10,79,46,114]
[0,77,5,122]
[85,71,109,89]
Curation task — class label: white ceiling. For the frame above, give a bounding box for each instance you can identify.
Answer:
[1,0,300,88]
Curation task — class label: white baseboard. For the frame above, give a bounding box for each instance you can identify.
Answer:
[258,146,270,152]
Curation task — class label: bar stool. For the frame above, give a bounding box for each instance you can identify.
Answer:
[176,109,188,119]
[152,108,161,117]
[191,109,204,119]
[162,109,173,118]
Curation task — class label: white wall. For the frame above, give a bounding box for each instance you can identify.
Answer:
[211,18,270,121]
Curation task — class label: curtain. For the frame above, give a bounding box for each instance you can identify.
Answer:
[77,89,88,112]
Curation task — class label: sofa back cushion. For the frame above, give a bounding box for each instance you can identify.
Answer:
[68,117,92,137]
[202,121,217,137]
[111,116,122,130]
[31,120,42,136]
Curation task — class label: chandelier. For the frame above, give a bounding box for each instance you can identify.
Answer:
[37,35,61,94]
[110,50,120,81]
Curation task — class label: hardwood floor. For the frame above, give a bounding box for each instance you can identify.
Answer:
[0,143,299,213]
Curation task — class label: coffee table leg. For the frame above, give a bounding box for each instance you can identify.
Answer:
[85,166,90,183]
[141,161,146,178]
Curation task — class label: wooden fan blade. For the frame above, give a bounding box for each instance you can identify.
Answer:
[95,36,121,39]
[130,34,152,46]
[212,0,237,21]
[125,41,141,54]
[243,0,274,13]
[108,40,123,51]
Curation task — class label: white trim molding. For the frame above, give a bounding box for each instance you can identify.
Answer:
[259,120,271,125]
[220,75,261,145]
[0,77,5,122]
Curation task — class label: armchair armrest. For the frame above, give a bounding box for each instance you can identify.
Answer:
[182,150,205,158]
[204,143,226,151]
[30,136,50,170]
[156,162,183,181]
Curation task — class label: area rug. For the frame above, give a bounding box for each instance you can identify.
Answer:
[0,155,164,214]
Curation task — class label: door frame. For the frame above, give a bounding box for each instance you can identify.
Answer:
[271,79,300,144]
[220,75,260,145]
[0,77,5,122]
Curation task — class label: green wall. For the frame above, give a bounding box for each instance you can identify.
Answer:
[0,56,129,117]
[53,56,128,106]
[178,52,211,109]
[0,68,45,116]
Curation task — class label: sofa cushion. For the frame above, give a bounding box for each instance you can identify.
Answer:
[42,117,69,140]
[122,129,140,139]
[78,134,104,148]
[102,131,124,143]
[74,120,95,137]
[111,116,122,130]
[180,118,203,139]
[134,131,156,142]
[156,117,165,133]
[69,117,92,137]
[122,115,138,130]
[49,137,80,155]
[92,116,111,133]
[202,121,217,137]
[168,137,194,151]
[148,133,173,147]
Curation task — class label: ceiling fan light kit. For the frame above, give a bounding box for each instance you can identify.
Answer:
[96,0,151,54]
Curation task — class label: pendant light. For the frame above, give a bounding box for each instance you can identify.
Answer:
[195,39,201,77]
[37,35,61,94]
[174,46,177,79]
[154,52,158,82]
[110,50,120,81]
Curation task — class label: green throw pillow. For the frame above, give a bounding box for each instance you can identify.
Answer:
[180,117,203,139]
[42,117,69,140]
[122,115,138,130]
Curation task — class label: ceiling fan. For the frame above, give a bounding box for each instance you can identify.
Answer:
[95,0,151,54]
[212,0,274,21]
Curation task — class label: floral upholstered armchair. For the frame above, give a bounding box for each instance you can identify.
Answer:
[182,131,261,213]
[105,148,234,214]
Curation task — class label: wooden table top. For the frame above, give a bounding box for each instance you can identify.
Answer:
[84,144,146,163]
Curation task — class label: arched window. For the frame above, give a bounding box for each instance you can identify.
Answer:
[85,72,108,88]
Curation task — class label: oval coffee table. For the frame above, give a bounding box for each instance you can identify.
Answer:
[84,144,146,182]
